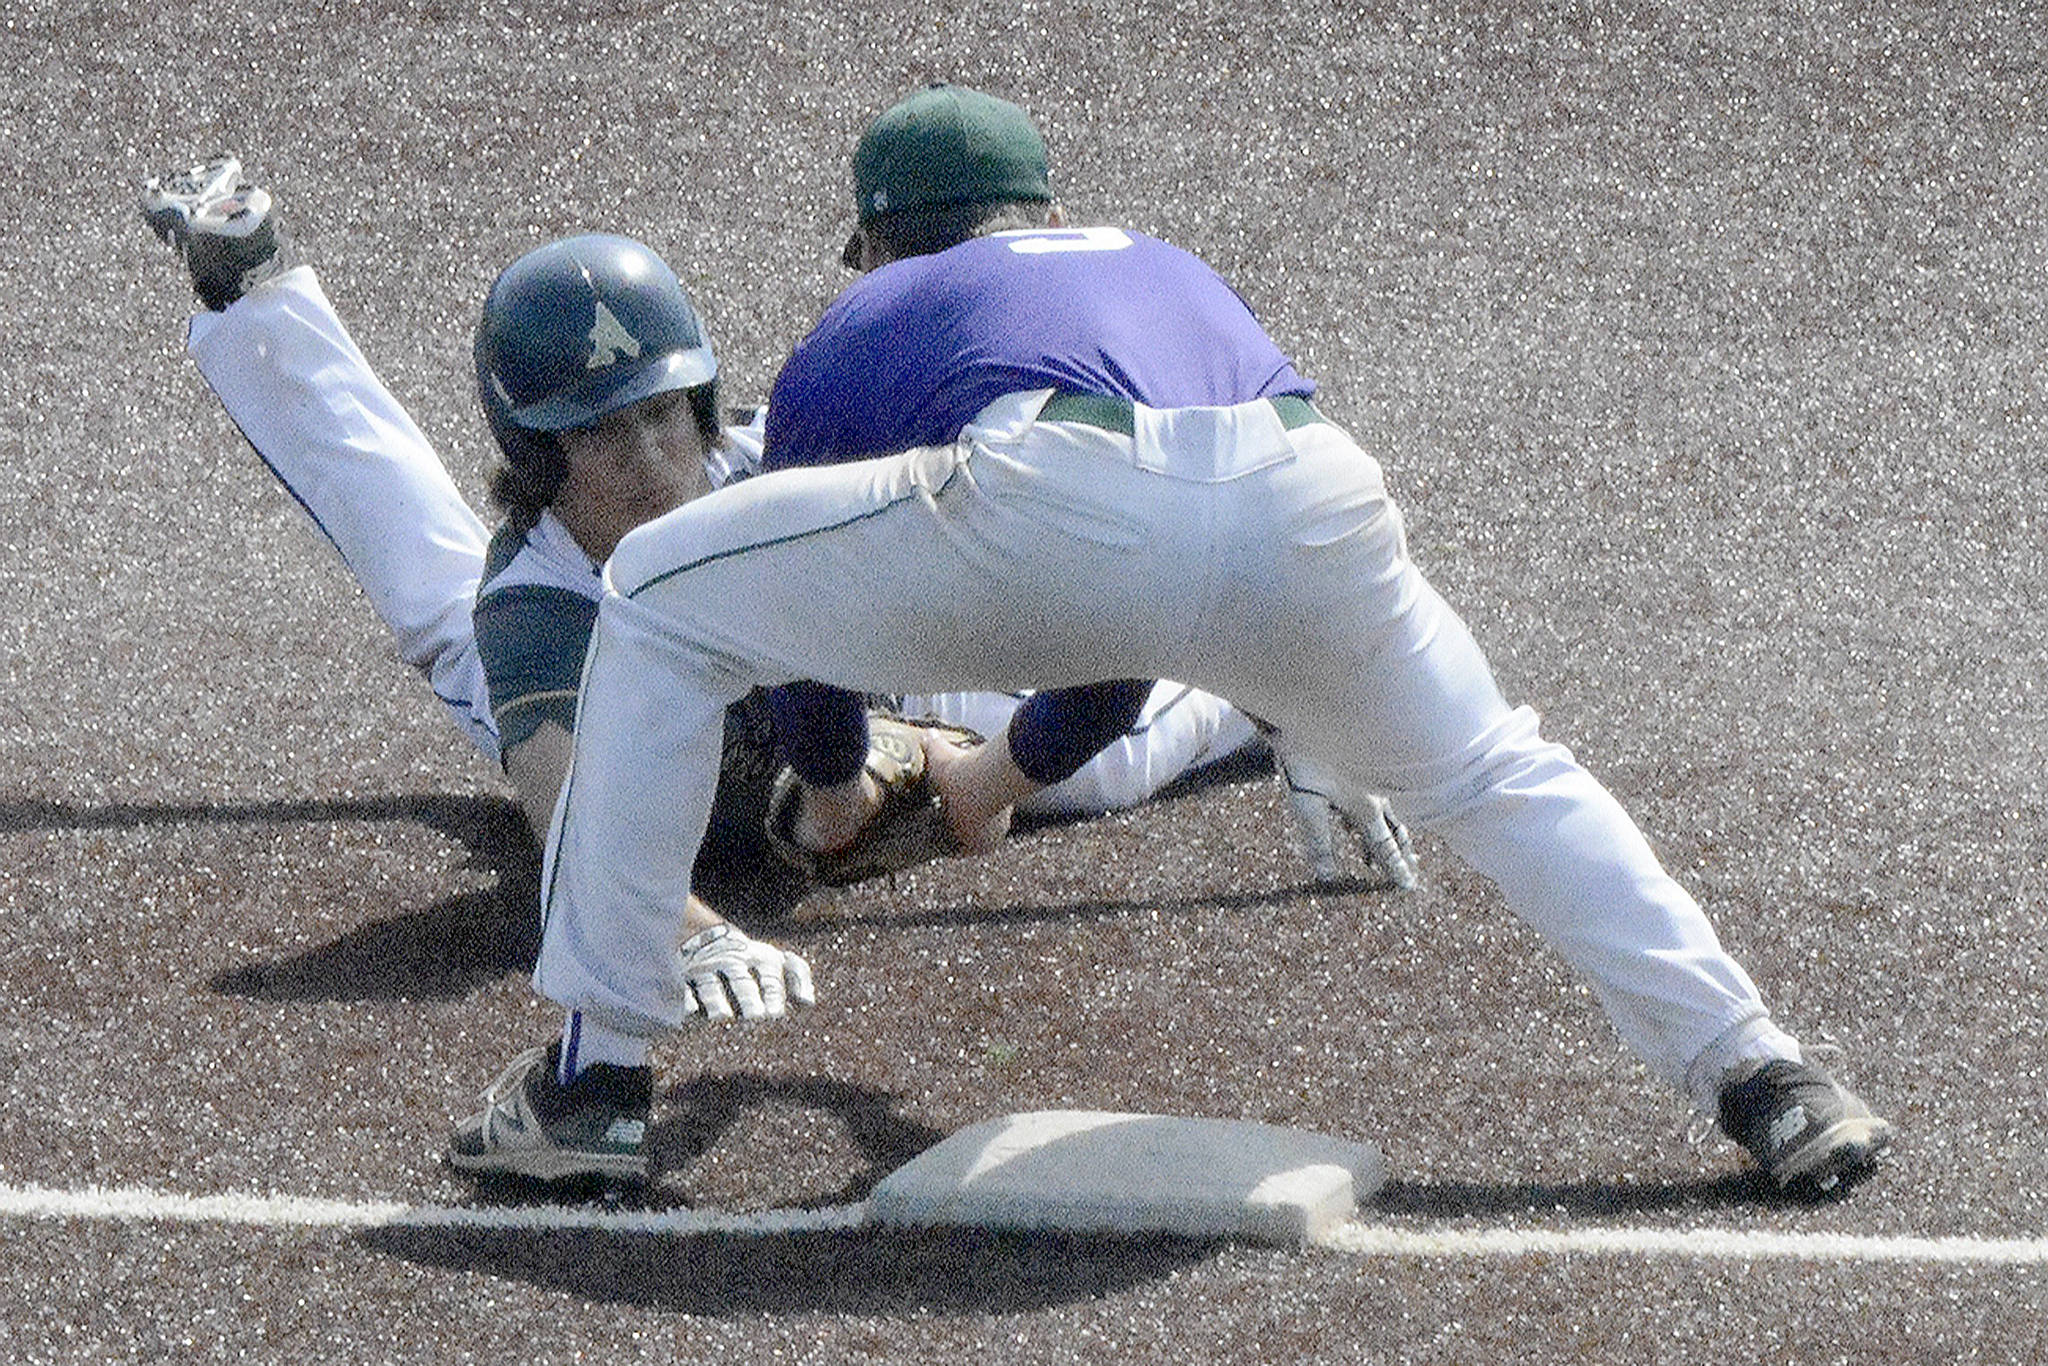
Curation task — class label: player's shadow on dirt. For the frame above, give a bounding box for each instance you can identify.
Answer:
[647,1071,942,1208]
[209,884,543,1003]
[364,1220,1219,1315]
[186,793,545,1002]
[169,793,806,1003]
[0,792,548,1003]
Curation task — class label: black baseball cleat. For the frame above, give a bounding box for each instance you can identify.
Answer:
[139,154,290,310]
[448,1040,653,1185]
[1717,1058,1894,1198]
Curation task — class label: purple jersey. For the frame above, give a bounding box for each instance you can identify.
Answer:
[762,227,1313,469]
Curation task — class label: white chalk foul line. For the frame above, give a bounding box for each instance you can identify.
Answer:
[0,1183,868,1237]
[5,1183,2044,1264]
[1318,1222,2048,1265]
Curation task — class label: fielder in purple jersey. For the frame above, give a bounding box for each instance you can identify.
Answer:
[760,227,1322,792]
[762,228,1313,467]
[457,83,1894,1200]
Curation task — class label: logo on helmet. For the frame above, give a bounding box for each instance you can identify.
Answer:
[587,301,643,371]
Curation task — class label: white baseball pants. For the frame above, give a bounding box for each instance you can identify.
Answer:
[540,389,1798,1107]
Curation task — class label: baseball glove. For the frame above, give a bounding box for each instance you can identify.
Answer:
[764,713,984,886]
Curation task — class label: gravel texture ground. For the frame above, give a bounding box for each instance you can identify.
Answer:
[5,1,2045,1361]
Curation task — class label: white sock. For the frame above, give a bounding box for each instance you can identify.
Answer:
[557,1010,652,1083]
[1685,1016,1803,1114]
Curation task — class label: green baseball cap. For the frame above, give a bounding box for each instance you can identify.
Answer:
[843,83,1051,263]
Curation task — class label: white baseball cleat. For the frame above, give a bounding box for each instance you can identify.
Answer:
[139,154,287,310]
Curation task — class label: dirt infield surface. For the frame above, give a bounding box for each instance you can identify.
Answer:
[5,1,2046,1361]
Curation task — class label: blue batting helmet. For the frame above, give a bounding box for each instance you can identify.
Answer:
[473,233,718,468]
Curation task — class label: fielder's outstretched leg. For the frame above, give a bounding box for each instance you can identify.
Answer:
[1204,418,1890,1194]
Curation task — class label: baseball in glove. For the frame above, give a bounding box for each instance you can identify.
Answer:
[764,713,983,885]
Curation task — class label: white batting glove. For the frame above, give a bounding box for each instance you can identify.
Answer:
[1279,759,1420,891]
[677,924,816,1023]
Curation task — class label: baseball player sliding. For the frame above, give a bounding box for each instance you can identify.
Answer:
[138,158,1417,895]
[466,84,1893,1199]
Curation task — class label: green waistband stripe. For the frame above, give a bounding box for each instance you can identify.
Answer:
[1038,392,1324,434]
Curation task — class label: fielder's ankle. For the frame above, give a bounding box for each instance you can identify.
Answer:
[558,1010,652,1083]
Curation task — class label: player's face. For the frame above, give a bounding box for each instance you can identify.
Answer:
[559,388,712,523]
